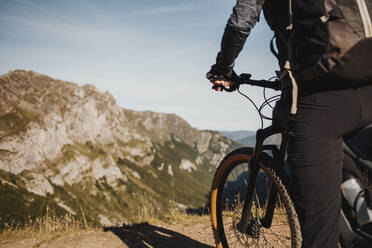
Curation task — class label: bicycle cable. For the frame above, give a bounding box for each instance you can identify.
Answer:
[237,76,281,129]
[237,88,265,129]
[259,95,281,121]
[263,76,279,109]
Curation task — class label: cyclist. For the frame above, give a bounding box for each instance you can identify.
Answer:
[207,0,372,247]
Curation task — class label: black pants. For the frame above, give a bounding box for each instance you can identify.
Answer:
[287,84,372,248]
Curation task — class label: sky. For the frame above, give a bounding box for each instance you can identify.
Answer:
[0,0,279,131]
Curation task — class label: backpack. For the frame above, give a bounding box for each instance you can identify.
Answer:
[263,0,372,88]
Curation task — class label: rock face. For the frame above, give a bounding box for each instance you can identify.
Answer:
[0,70,239,228]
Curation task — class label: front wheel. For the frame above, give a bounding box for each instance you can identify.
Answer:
[210,147,302,247]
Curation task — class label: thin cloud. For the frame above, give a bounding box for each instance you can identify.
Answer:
[128,3,198,17]
[5,0,34,7]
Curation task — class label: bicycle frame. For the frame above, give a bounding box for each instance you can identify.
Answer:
[237,127,372,246]
[340,141,372,247]
[237,123,372,248]
[225,74,372,246]
[238,125,287,233]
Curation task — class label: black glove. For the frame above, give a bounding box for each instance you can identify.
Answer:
[206,64,238,83]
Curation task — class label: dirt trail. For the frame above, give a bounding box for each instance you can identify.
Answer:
[0,222,215,248]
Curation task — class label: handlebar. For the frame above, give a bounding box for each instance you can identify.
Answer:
[239,74,281,91]
[212,73,281,92]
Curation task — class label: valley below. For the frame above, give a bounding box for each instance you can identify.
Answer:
[0,70,245,235]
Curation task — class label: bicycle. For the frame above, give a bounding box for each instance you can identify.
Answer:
[210,74,372,247]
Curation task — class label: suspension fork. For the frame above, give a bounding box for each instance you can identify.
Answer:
[262,134,288,228]
[238,126,280,233]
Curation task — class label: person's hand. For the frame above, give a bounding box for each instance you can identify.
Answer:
[206,65,237,91]
[211,79,231,92]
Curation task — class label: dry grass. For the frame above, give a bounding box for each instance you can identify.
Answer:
[0,206,95,243]
[133,198,159,224]
[133,198,209,227]
[0,202,210,246]
[163,208,209,226]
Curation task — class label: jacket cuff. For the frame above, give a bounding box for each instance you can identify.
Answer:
[215,24,250,72]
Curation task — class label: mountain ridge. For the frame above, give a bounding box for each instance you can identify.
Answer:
[0,70,240,229]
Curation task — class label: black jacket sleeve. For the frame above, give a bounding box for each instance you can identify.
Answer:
[215,0,265,74]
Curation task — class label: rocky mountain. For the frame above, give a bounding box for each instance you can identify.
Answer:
[0,70,240,229]
[221,128,282,146]
[221,130,255,145]
[221,130,256,146]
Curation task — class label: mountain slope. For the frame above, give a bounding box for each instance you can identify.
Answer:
[221,129,282,146]
[0,70,240,229]
[220,130,255,142]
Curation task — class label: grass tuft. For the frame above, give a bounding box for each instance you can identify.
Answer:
[134,198,159,224]
[0,205,94,242]
[163,208,209,226]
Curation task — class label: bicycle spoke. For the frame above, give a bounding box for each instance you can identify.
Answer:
[261,222,291,247]
[214,150,301,248]
[263,229,289,240]
[261,234,275,248]
[233,169,238,182]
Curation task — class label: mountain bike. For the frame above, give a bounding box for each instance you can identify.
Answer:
[210,74,372,247]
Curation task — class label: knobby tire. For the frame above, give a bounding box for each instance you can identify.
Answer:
[210,147,302,247]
